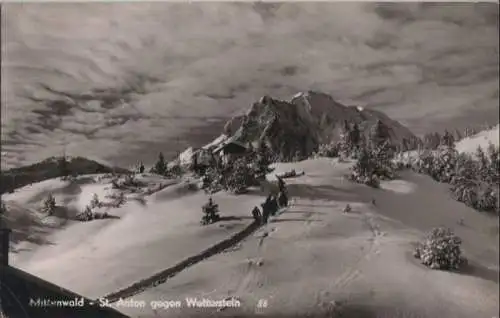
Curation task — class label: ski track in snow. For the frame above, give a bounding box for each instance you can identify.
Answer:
[102,203,291,303]
[102,219,267,302]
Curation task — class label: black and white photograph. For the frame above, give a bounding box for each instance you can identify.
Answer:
[0,2,499,318]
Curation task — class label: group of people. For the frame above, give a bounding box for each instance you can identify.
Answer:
[252,175,289,224]
[201,175,289,226]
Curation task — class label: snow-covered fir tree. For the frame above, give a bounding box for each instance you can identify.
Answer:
[225,157,254,194]
[90,193,101,209]
[414,227,465,270]
[83,205,93,221]
[42,194,57,215]
[255,140,274,178]
[440,130,455,148]
[151,152,167,175]
[369,120,391,149]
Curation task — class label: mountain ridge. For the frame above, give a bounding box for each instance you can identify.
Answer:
[0,156,130,195]
[222,90,417,160]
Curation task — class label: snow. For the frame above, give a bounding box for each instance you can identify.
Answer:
[7,173,264,299]
[5,135,499,318]
[2,178,72,206]
[379,179,416,194]
[178,147,195,167]
[77,183,112,211]
[176,134,228,167]
[108,159,498,318]
[201,134,228,150]
[455,125,499,154]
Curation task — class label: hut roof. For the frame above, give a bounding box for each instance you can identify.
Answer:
[213,137,247,154]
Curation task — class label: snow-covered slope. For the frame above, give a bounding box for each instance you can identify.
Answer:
[110,158,498,318]
[390,125,500,168]
[6,173,264,299]
[5,156,498,318]
[455,124,499,154]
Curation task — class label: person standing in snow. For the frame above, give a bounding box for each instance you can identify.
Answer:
[276,175,286,194]
[278,190,288,208]
[252,206,262,224]
[268,195,279,216]
[261,195,273,224]
[276,175,289,208]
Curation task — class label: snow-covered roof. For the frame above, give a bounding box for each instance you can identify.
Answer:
[202,134,229,150]
[292,92,305,99]
[179,147,195,166]
[213,137,247,154]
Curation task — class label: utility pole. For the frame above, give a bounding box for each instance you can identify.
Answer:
[62,135,67,160]
[60,136,70,178]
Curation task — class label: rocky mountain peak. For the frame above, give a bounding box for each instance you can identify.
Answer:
[220,91,417,161]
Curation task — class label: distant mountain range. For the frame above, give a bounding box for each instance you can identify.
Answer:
[222,91,417,160]
[0,156,129,194]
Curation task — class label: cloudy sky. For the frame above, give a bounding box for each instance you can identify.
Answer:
[1,2,498,169]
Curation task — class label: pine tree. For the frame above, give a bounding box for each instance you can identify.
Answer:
[42,194,57,215]
[432,132,442,149]
[90,193,100,209]
[423,133,432,149]
[414,227,465,270]
[117,191,126,207]
[256,140,274,177]
[441,130,455,148]
[83,205,93,221]
[464,127,472,138]
[138,162,145,174]
[448,145,499,213]
[486,143,499,185]
[315,142,339,158]
[338,132,350,160]
[349,122,362,153]
[450,154,478,209]
[338,120,356,159]
[349,147,380,188]
[406,136,419,151]
[153,152,167,175]
[369,120,390,149]
[475,146,488,172]
[401,138,409,152]
[226,157,253,194]
[341,120,350,133]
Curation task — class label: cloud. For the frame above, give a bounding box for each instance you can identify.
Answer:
[1,2,498,169]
